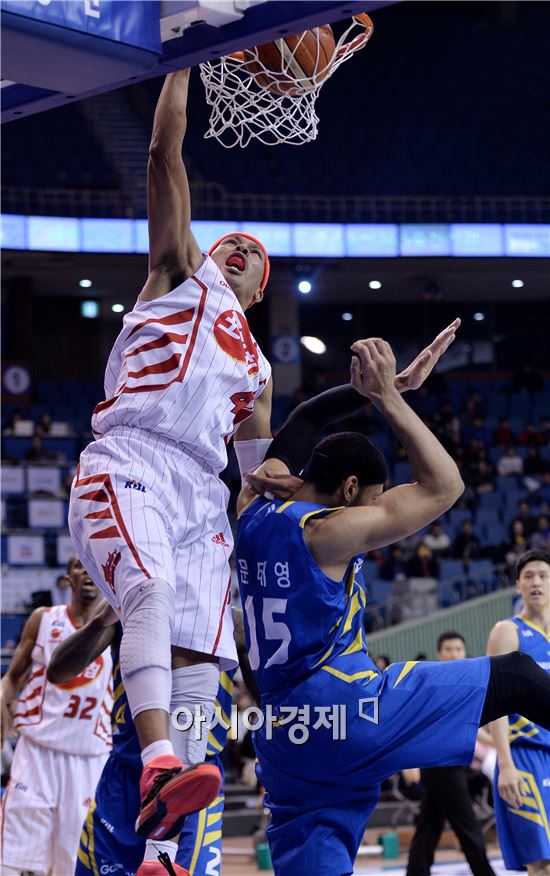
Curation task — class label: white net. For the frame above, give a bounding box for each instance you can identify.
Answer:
[199,14,374,148]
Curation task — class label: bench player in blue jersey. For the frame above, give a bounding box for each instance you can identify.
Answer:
[487,549,550,876]
[47,600,235,876]
[236,336,550,876]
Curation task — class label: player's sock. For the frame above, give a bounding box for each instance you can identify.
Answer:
[481,651,550,726]
[120,578,175,720]
[169,663,219,764]
[144,838,178,862]
[142,739,175,767]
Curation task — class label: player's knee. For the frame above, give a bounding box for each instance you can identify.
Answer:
[491,650,534,674]
[120,578,174,678]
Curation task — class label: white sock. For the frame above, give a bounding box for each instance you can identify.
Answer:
[144,838,178,862]
[141,738,175,767]
[169,663,219,765]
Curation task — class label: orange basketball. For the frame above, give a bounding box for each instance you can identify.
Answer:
[243,25,336,96]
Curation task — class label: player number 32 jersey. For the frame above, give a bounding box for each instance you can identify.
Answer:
[14,605,113,756]
[92,255,271,474]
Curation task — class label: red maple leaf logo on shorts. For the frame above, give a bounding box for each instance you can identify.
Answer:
[102,549,121,593]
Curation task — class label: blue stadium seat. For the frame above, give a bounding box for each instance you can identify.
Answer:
[476,508,501,526]
[367,579,394,604]
[496,475,521,493]
[478,492,502,511]
[481,522,507,546]
[438,559,465,581]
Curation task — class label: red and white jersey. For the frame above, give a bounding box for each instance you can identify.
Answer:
[14,605,113,756]
[92,255,271,474]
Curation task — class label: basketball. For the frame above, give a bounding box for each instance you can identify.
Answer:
[243,25,336,96]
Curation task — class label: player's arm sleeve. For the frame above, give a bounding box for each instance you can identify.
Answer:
[47,604,118,685]
[264,384,367,475]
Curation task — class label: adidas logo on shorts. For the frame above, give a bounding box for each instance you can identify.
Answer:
[212,532,230,547]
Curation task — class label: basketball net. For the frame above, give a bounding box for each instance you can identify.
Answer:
[199,14,373,148]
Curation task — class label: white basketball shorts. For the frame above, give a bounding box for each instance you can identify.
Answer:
[1,735,107,875]
[68,426,237,670]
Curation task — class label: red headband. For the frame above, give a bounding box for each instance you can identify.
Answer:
[208,232,270,291]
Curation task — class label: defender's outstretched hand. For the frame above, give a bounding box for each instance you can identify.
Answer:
[395,318,461,393]
[350,338,398,404]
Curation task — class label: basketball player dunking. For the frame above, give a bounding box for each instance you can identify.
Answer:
[68,68,273,865]
[0,557,113,876]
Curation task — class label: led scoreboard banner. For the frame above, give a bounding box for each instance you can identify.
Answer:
[2,215,549,257]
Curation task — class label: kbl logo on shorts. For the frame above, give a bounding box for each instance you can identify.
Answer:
[124,480,146,492]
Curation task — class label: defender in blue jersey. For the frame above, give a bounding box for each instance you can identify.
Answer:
[236,337,550,876]
[47,603,235,876]
[487,550,550,875]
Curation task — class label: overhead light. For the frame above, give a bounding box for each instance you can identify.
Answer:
[511,279,524,288]
[300,336,326,355]
[298,280,312,294]
[111,304,125,313]
[474,312,485,321]
[79,279,93,288]
[81,300,99,319]
[341,312,353,321]
[368,280,382,290]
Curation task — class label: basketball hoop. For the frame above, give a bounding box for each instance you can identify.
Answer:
[199,14,374,148]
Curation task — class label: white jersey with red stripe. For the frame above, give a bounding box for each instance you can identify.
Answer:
[13,605,113,756]
[92,255,271,474]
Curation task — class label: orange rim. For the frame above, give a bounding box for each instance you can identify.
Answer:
[335,13,374,59]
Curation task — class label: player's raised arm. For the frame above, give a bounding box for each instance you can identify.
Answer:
[306,339,464,565]
[140,70,203,302]
[46,599,118,685]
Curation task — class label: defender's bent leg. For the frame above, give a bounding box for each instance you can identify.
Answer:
[481,652,550,728]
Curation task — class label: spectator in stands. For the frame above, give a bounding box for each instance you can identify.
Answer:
[497,446,524,478]
[463,416,493,449]
[452,520,482,561]
[25,435,55,463]
[536,472,550,511]
[406,543,439,578]
[494,417,515,448]
[518,421,544,447]
[36,412,52,437]
[512,363,544,394]
[470,459,496,494]
[423,522,451,558]
[3,409,22,435]
[509,499,537,539]
[523,446,546,477]
[540,416,550,446]
[461,390,485,423]
[530,515,550,552]
[379,546,408,581]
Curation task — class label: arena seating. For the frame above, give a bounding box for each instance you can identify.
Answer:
[2,374,548,635]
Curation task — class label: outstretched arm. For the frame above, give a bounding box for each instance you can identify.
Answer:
[308,340,464,570]
[140,70,202,302]
[47,600,118,685]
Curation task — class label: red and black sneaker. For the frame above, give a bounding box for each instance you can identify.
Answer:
[136,754,221,841]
